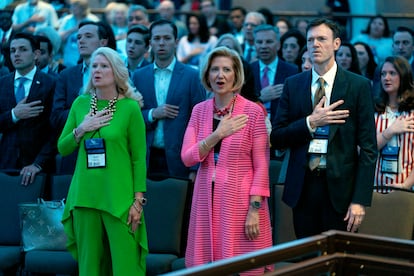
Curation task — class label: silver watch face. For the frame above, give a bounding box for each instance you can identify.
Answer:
[251,201,261,209]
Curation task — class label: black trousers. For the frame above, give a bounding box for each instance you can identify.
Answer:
[292,169,347,239]
[148,147,169,178]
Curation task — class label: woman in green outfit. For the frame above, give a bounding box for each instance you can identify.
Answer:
[58,46,148,275]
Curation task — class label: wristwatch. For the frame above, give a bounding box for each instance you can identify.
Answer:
[135,197,147,206]
[250,201,262,209]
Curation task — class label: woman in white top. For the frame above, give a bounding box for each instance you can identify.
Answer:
[351,15,392,65]
[177,13,217,68]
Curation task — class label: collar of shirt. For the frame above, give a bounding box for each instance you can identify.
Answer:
[409,56,414,65]
[259,57,278,73]
[82,62,89,74]
[311,62,338,105]
[154,57,176,72]
[245,43,255,53]
[15,66,37,82]
[259,58,278,84]
[125,58,144,72]
[41,66,49,74]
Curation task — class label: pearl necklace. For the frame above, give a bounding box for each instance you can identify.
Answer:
[90,92,118,116]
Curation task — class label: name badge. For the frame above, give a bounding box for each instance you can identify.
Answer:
[380,145,399,174]
[308,139,328,154]
[84,138,106,168]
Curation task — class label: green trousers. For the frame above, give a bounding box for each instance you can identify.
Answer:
[72,207,145,276]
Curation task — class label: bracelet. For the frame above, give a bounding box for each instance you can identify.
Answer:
[72,128,79,139]
[132,202,143,213]
[201,139,211,151]
[33,163,42,172]
[134,197,147,206]
[382,130,391,140]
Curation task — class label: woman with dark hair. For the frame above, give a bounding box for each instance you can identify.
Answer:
[374,56,414,193]
[353,41,378,80]
[351,15,392,64]
[335,42,361,75]
[257,7,274,25]
[275,17,292,37]
[278,29,306,69]
[177,13,217,67]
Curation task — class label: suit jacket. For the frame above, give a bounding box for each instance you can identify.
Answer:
[271,68,378,213]
[132,61,206,178]
[251,59,298,121]
[50,63,83,174]
[50,64,83,132]
[0,70,56,172]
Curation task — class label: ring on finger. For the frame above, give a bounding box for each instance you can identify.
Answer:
[26,172,32,176]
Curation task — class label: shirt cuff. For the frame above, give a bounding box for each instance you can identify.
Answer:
[148,108,156,123]
[306,115,316,134]
[11,109,19,123]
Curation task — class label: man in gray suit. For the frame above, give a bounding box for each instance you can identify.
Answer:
[132,19,205,180]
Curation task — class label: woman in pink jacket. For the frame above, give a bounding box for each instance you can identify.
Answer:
[181,46,273,275]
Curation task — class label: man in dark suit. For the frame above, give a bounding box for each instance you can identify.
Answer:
[0,32,56,185]
[132,19,205,180]
[0,10,15,72]
[392,26,414,74]
[271,19,377,238]
[251,24,298,123]
[241,12,265,64]
[200,0,231,37]
[51,21,114,132]
[34,35,62,77]
[50,21,114,174]
[125,24,150,77]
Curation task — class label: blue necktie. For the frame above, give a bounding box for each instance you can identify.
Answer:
[245,46,253,63]
[261,67,271,115]
[82,65,89,93]
[15,77,28,103]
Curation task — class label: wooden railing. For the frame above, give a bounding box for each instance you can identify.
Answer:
[163,230,414,276]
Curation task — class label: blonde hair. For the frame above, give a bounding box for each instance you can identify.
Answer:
[200,46,244,92]
[83,47,140,101]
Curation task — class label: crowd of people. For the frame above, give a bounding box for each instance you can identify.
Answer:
[1,0,414,275]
